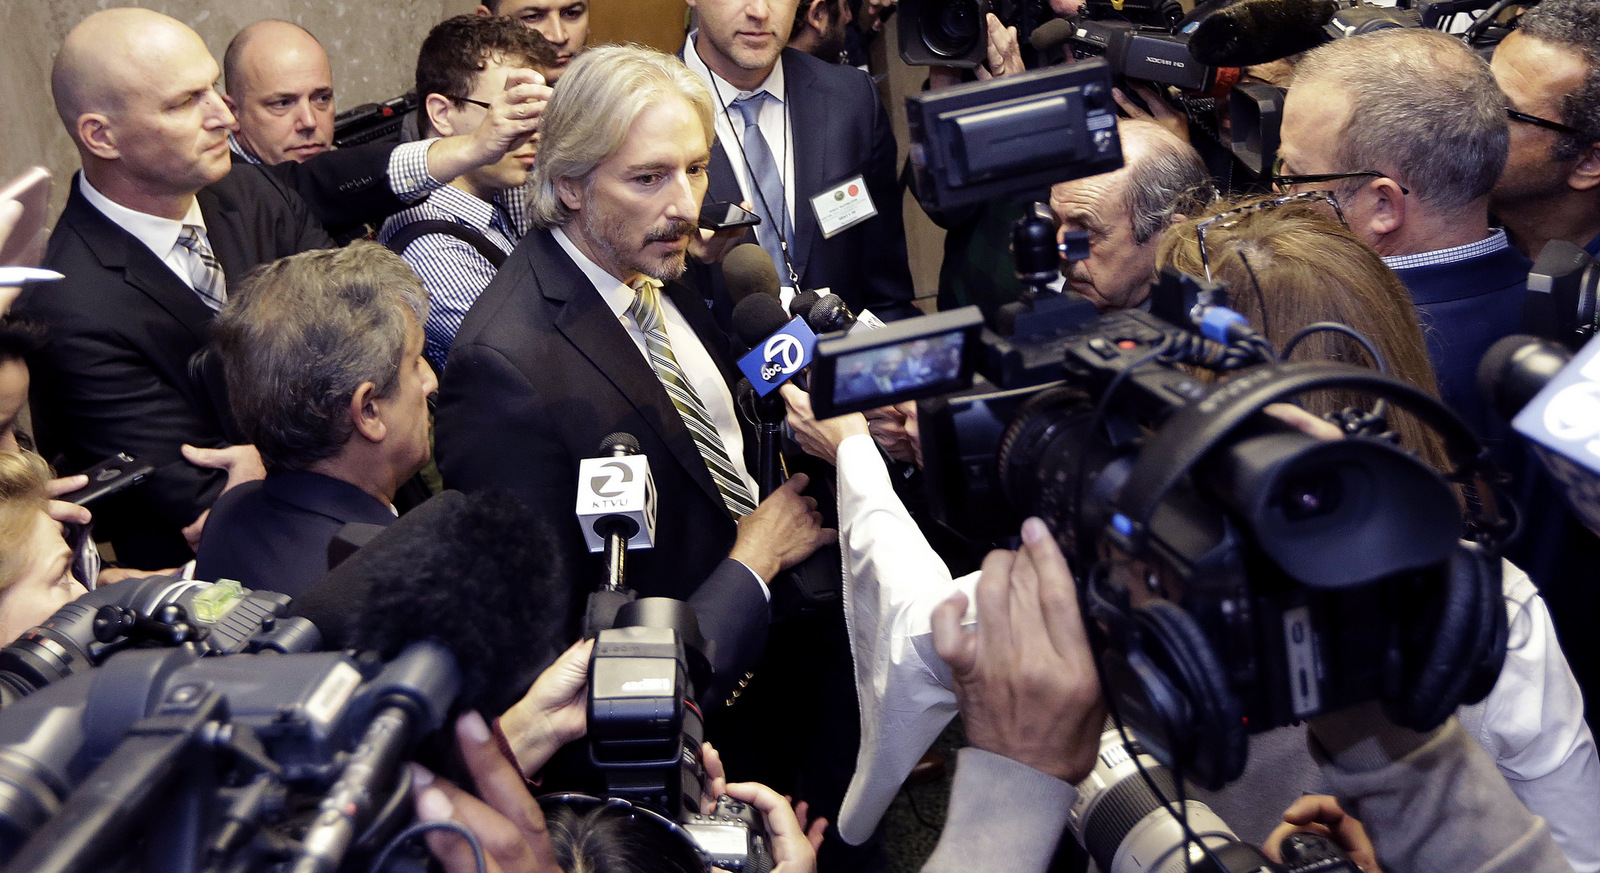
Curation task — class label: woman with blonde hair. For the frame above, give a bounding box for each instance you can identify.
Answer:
[0,450,88,644]
[1157,193,1451,472]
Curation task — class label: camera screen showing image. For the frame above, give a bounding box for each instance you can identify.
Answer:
[811,307,984,418]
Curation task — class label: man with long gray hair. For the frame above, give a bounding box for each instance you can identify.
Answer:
[434,45,832,704]
[194,242,437,597]
[1276,28,1527,437]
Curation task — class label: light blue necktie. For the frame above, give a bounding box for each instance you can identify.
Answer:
[728,91,792,280]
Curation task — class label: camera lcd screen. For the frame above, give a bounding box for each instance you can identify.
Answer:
[811,306,983,418]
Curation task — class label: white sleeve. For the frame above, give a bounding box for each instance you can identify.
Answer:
[1457,558,1600,873]
[834,433,967,845]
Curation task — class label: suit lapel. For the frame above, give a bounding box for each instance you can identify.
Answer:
[61,177,215,344]
[530,232,728,510]
[782,50,825,285]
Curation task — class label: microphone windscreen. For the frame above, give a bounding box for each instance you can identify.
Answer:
[1188,0,1336,66]
[808,293,853,333]
[1029,18,1075,52]
[789,290,822,321]
[290,489,568,716]
[722,243,781,305]
[1477,334,1573,423]
[599,432,641,456]
[733,292,793,349]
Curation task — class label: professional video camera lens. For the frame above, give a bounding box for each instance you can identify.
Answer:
[1528,240,1600,351]
[924,0,984,58]
[995,385,1120,551]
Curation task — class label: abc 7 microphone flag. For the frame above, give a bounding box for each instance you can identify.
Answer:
[738,316,819,395]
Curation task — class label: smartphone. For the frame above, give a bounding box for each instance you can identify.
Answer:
[58,452,155,507]
[0,167,52,267]
[700,201,762,231]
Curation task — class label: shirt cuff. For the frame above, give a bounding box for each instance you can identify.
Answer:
[390,139,446,203]
[728,559,772,602]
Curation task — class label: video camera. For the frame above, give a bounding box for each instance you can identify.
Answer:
[1525,239,1600,352]
[0,574,318,707]
[582,598,775,872]
[0,639,457,873]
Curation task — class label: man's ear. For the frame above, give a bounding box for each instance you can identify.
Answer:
[424,93,458,138]
[806,0,832,31]
[1169,212,1187,226]
[222,93,239,113]
[1362,177,1405,239]
[1566,142,1600,193]
[350,382,387,444]
[557,175,584,212]
[77,114,119,161]
[474,4,494,16]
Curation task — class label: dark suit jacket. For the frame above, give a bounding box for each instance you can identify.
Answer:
[704,48,916,322]
[435,228,768,698]
[19,167,334,568]
[1393,244,1531,440]
[247,141,410,241]
[193,470,396,598]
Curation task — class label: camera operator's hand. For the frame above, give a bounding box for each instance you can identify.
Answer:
[180,443,266,550]
[729,472,837,584]
[864,401,921,467]
[932,517,1105,783]
[45,473,92,527]
[412,711,561,873]
[723,781,820,873]
[425,67,551,183]
[779,383,868,466]
[1112,84,1191,145]
[497,638,594,778]
[1265,795,1383,873]
[976,13,1024,81]
[691,200,756,265]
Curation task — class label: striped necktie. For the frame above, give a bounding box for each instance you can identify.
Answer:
[627,276,758,519]
[175,224,226,311]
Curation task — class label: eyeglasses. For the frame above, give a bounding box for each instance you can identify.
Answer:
[1270,157,1411,196]
[1196,191,1347,283]
[450,95,494,110]
[1506,107,1587,138]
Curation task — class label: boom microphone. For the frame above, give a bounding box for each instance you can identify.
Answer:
[722,243,782,305]
[1029,17,1075,52]
[289,489,568,717]
[1187,0,1336,66]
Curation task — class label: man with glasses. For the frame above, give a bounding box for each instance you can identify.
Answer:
[1489,0,1600,261]
[379,16,554,372]
[1276,28,1525,438]
[1050,119,1214,312]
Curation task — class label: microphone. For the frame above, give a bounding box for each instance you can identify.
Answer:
[576,433,657,635]
[1187,0,1336,66]
[735,294,819,396]
[733,293,794,355]
[1477,334,1600,533]
[289,489,569,718]
[1029,17,1075,52]
[722,242,782,305]
[808,293,887,335]
[788,289,823,323]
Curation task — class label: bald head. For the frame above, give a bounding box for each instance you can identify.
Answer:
[53,8,203,134]
[223,20,335,163]
[52,8,236,218]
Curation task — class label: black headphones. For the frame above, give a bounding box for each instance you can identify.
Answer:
[1089,361,1510,790]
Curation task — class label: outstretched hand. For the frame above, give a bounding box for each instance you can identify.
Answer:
[931,517,1104,782]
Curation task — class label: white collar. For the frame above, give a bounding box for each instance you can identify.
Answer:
[682,30,786,107]
[552,226,639,321]
[78,173,205,260]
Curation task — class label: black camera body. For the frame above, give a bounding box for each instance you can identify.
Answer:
[815,268,1507,788]
[585,598,773,871]
[1068,21,1218,93]
[1526,239,1600,352]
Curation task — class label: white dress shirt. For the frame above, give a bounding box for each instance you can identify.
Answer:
[551,227,761,510]
[78,175,208,293]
